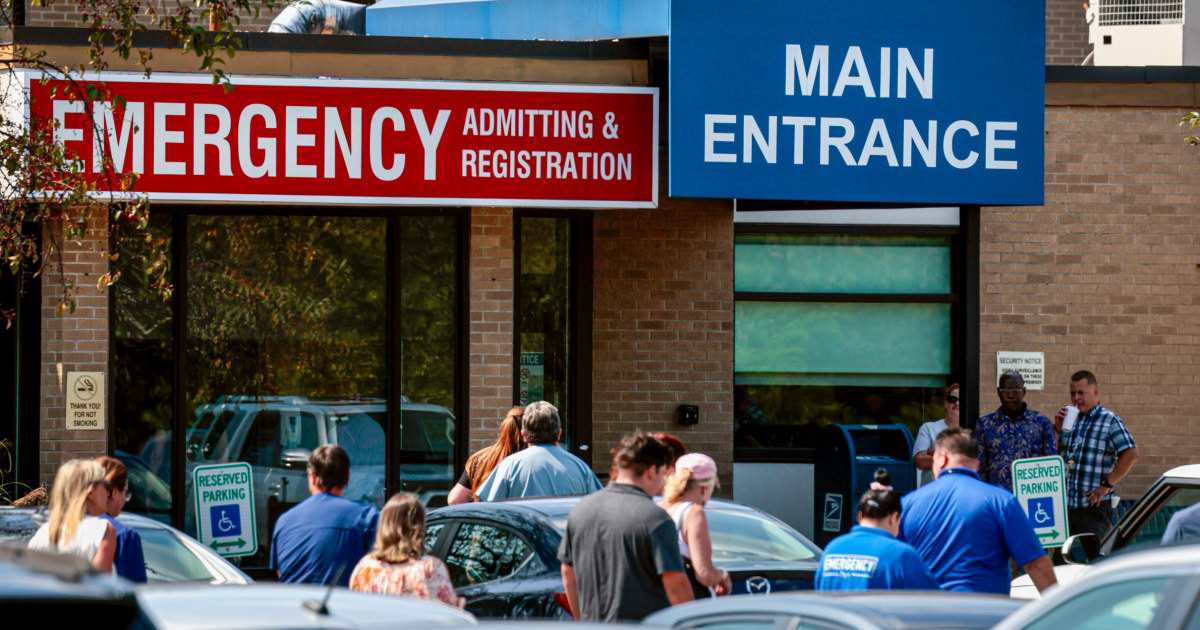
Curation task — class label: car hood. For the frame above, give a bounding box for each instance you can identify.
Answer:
[1009,563,1088,599]
[720,559,820,574]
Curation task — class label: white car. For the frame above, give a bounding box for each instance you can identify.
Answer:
[1011,463,1200,598]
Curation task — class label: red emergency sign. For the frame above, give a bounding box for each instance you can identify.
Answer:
[24,71,659,208]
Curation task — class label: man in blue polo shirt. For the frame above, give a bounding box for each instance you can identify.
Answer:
[899,428,1057,595]
[270,444,378,586]
[817,488,937,591]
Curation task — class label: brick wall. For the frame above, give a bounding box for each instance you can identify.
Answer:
[39,207,110,486]
[25,0,277,31]
[593,200,735,490]
[1047,0,1091,65]
[468,207,516,452]
[980,105,1200,498]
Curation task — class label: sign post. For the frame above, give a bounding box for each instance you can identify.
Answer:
[192,462,257,558]
[1012,455,1069,548]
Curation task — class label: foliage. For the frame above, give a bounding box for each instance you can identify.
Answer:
[0,438,31,504]
[1182,111,1200,145]
[0,0,276,323]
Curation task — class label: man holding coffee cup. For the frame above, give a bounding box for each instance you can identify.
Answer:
[1055,370,1139,539]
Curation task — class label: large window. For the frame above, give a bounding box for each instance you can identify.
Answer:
[733,230,959,457]
[112,209,464,572]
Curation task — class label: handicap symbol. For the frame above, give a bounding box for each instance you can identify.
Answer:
[1027,497,1055,529]
[209,504,242,538]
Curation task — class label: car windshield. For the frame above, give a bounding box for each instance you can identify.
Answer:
[140,527,217,582]
[332,411,386,466]
[707,510,820,563]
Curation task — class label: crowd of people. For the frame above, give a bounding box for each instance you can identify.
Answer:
[27,368,1154,622]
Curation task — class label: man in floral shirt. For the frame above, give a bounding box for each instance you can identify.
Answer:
[975,371,1057,493]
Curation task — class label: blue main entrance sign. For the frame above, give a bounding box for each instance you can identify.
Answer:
[669,1,1045,205]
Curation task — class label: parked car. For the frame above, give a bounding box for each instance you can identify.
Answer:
[994,544,1200,630]
[0,506,252,584]
[425,496,823,619]
[136,583,477,630]
[0,544,150,630]
[115,450,174,524]
[1011,463,1200,598]
[184,396,457,566]
[642,591,1024,630]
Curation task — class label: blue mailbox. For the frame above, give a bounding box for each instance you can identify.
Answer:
[814,424,915,547]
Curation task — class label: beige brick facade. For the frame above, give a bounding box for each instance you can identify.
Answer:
[39,207,110,485]
[468,207,516,453]
[1047,0,1091,66]
[25,0,277,31]
[593,201,735,489]
[981,101,1200,498]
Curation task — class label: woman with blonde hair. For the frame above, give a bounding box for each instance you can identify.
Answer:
[350,492,463,606]
[446,406,524,504]
[28,459,117,573]
[658,453,731,599]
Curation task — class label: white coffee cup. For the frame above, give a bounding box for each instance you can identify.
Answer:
[1062,405,1080,432]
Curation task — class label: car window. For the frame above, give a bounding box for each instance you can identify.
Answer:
[122,456,173,516]
[708,510,819,563]
[1018,577,1173,630]
[334,412,386,466]
[139,527,218,582]
[200,409,239,460]
[1124,488,1200,548]
[444,522,534,588]
[425,523,445,554]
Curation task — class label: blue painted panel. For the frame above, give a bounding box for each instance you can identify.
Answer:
[367,0,668,41]
[669,0,1045,206]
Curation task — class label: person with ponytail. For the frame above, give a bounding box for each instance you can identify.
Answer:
[446,406,525,505]
[657,453,732,599]
[349,492,463,607]
[28,459,118,573]
[815,486,936,591]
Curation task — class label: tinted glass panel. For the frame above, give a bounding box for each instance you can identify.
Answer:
[1128,488,1200,548]
[184,215,387,568]
[398,215,459,500]
[140,527,216,582]
[735,233,951,294]
[444,522,534,587]
[519,217,571,443]
[736,302,950,377]
[112,212,174,523]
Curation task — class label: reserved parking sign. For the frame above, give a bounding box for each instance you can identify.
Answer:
[193,462,257,558]
[1012,456,1069,548]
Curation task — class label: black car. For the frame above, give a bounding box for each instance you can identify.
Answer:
[0,544,152,629]
[426,496,822,619]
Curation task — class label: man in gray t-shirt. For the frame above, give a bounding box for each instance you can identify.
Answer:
[558,432,692,621]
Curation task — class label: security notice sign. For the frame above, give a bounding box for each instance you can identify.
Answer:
[193,462,257,558]
[1012,456,1068,548]
[997,351,1045,390]
[66,372,105,430]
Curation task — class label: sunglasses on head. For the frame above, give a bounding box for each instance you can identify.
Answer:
[946,396,960,404]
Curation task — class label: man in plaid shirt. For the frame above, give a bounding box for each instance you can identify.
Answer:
[1055,370,1139,539]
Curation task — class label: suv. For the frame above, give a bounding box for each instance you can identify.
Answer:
[1011,464,1200,598]
[184,396,456,565]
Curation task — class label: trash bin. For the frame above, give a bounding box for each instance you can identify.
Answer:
[813,423,916,547]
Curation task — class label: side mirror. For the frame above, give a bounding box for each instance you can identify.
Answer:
[281,448,311,470]
[1062,533,1100,565]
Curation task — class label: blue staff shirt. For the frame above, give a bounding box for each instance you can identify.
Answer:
[99,514,147,583]
[476,444,602,501]
[816,525,937,591]
[899,467,1046,594]
[270,492,378,586]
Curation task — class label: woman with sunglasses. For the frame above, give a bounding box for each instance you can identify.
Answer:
[912,384,960,487]
[96,456,148,582]
[28,459,117,573]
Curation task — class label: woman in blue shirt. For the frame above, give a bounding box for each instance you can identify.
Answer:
[96,456,148,582]
[816,483,937,591]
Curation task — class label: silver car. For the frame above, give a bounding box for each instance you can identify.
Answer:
[995,544,1200,630]
[0,506,251,584]
[137,583,477,629]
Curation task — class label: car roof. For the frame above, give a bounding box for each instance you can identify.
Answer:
[0,544,134,600]
[1083,541,1200,576]
[137,583,477,629]
[438,495,763,520]
[644,591,1022,629]
[1161,464,1200,481]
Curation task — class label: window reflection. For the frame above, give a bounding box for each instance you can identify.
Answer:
[184,215,388,568]
[518,217,571,443]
